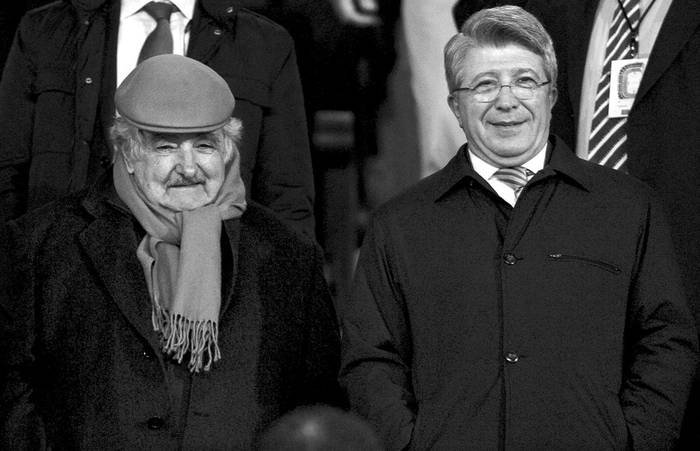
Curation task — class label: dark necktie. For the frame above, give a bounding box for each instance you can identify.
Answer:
[492,166,533,199]
[587,0,640,171]
[138,1,176,64]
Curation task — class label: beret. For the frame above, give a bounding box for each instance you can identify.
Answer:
[115,54,235,133]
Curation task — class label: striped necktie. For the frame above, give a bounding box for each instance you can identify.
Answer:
[493,166,533,199]
[587,0,640,171]
[138,2,176,64]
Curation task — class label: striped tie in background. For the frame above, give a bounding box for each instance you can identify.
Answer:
[587,0,640,171]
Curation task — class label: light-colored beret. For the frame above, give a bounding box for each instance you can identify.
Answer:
[115,54,235,133]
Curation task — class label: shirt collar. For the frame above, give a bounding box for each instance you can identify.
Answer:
[433,136,593,202]
[468,142,548,181]
[121,0,196,20]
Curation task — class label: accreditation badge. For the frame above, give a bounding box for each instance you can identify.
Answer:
[608,58,648,118]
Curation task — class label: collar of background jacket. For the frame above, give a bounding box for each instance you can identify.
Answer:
[71,0,240,25]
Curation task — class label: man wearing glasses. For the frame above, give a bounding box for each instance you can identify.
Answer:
[338,6,698,450]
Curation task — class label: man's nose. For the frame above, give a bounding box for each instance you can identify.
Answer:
[175,147,197,174]
[493,85,520,109]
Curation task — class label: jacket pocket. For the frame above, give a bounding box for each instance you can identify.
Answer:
[547,253,621,274]
[33,66,75,95]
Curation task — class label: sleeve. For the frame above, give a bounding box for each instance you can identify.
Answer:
[0,18,37,224]
[0,219,48,449]
[621,195,699,451]
[252,43,316,239]
[338,215,416,451]
[297,245,344,407]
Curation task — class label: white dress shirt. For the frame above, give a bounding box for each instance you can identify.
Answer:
[469,144,547,207]
[117,0,196,87]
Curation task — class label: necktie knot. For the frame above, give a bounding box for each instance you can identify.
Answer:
[493,166,532,197]
[142,1,175,22]
[138,2,176,63]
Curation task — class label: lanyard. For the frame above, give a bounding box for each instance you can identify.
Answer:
[616,0,657,57]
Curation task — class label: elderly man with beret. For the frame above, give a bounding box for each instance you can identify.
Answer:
[339,6,698,450]
[0,54,341,449]
[0,0,316,240]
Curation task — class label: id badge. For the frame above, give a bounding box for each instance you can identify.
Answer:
[608,58,648,118]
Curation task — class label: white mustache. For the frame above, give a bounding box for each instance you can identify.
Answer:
[167,174,206,187]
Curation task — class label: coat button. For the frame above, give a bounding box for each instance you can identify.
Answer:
[225,6,234,13]
[503,253,517,265]
[505,352,519,363]
[84,77,93,85]
[213,29,222,36]
[142,348,155,360]
[147,416,165,430]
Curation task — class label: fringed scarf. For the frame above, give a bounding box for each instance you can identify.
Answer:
[113,153,246,372]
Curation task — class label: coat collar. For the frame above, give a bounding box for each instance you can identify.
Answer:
[433,135,592,202]
[79,176,160,352]
[537,135,593,192]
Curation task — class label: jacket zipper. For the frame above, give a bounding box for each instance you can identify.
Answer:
[547,253,621,274]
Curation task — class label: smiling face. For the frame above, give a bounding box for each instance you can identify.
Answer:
[448,44,557,167]
[124,132,228,211]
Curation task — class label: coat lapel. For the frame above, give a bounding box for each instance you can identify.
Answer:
[220,217,241,317]
[635,0,700,103]
[78,194,161,353]
[567,0,600,118]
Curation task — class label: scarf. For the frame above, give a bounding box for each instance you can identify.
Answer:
[114,152,246,372]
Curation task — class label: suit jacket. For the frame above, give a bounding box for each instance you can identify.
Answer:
[0,176,341,450]
[0,0,315,238]
[339,137,698,450]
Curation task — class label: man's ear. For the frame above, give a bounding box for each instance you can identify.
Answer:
[447,94,463,128]
[549,86,558,108]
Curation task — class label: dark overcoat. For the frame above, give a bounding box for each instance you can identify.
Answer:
[339,137,698,451]
[0,0,315,237]
[0,176,340,449]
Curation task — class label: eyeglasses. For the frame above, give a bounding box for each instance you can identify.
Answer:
[452,78,551,102]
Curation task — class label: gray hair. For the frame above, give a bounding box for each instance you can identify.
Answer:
[444,5,557,92]
[109,116,243,164]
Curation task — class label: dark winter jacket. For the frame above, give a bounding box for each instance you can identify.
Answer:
[0,174,340,449]
[340,137,698,451]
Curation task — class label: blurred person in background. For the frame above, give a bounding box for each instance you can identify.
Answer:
[256,405,384,451]
[332,0,463,207]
